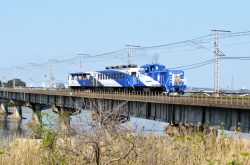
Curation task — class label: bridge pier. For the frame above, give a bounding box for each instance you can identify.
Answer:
[31,104,42,123]
[25,102,49,124]
[10,100,25,119]
[0,99,9,115]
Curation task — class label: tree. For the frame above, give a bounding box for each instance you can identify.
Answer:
[6,79,26,87]
[57,83,65,89]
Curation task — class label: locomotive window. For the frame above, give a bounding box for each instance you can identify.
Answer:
[122,73,125,79]
[131,72,136,77]
[110,74,113,79]
[140,67,145,73]
[145,67,149,73]
[150,67,154,71]
[158,67,166,71]
[86,74,90,80]
[120,73,122,79]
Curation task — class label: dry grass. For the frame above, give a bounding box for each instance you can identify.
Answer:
[0,124,249,165]
[0,103,249,165]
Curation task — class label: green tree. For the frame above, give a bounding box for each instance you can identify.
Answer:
[6,79,26,87]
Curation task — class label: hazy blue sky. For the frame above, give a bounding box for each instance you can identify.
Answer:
[1,1,250,90]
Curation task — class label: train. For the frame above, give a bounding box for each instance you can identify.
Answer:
[68,63,187,94]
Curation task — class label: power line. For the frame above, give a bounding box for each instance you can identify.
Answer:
[168,59,214,70]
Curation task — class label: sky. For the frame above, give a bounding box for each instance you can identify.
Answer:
[1,1,250,90]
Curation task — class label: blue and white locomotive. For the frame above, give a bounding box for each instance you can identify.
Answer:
[68,64,187,93]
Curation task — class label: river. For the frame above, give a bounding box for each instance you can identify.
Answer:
[0,107,168,140]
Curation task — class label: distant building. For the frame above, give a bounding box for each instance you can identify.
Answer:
[239,87,249,93]
[41,82,46,87]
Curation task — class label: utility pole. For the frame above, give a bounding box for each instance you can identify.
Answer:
[211,29,230,96]
[231,75,234,92]
[126,45,140,65]
[49,60,57,88]
[78,54,88,72]
[28,63,34,87]
[13,66,19,88]
[1,68,6,87]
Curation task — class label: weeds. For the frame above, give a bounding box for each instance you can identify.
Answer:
[0,104,249,164]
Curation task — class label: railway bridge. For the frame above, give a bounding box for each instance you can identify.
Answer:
[0,87,250,132]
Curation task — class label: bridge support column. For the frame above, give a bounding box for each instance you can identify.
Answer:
[52,105,60,114]
[10,100,24,119]
[31,104,42,123]
[0,99,9,115]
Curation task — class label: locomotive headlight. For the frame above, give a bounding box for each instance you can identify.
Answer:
[180,72,183,75]
[169,71,172,75]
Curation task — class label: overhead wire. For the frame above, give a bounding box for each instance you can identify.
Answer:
[2,30,250,83]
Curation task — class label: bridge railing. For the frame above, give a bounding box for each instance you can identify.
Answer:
[0,87,249,109]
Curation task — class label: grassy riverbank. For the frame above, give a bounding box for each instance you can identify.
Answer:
[0,124,250,164]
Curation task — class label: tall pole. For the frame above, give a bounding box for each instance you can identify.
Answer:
[126,45,140,65]
[78,54,85,72]
[1,68,6,87]
[213,30,220,95]
[231,75,234,92]
[211,30,230,96]
[13,66,19,88]
[28,63,34,87]
[49,60,57,88]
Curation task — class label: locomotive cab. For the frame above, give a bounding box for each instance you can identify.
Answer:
[140,64,166,73]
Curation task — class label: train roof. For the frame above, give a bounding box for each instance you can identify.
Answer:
[140,64,166,68]
[68,64,170,75]
[68,68,139,75]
